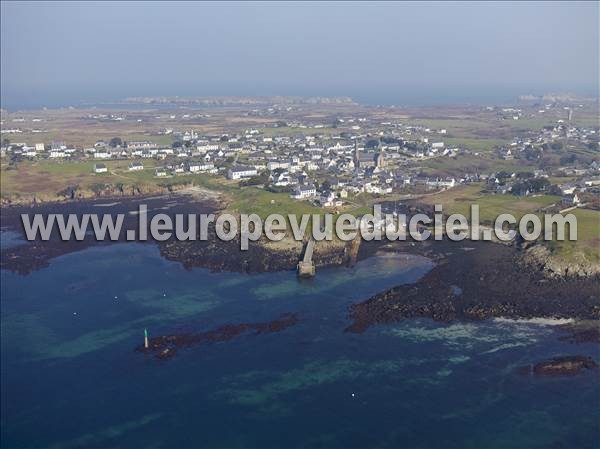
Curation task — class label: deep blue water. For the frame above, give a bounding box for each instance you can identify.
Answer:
[1,242,599,449]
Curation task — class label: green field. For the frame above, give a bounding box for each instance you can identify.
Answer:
[259,126,339,137]
[229,187,321,219]
[420,153,529,176]
[441,137,508,152]
[547,208,600,264]
[0,159,219,201]
[421,184,560,221]
[421,184,599,262]
[124,134,175,146]
[12,131,176,150]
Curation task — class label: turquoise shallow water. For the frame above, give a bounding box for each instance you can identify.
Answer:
[1,241,599,448]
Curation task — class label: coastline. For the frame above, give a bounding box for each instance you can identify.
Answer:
[1,197,599,327]
[345,239,599,332]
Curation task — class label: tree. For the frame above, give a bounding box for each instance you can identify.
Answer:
[172,141,183,149]
[516,171,533,179]
[548,184,562,196]
[239,172,269,187]
[1,138,9,147]
[365,139,379,149]
[560,153,576,165]
[512,178,549,196]
[109,137,122,148]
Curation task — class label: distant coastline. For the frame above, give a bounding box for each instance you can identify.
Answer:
[3,90,598,112]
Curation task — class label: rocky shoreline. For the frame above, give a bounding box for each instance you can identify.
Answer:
[0,193,219,274]
[345,239,600,333]
[2,197,599,328]
[0,180,197,207]
[520,244,600,279]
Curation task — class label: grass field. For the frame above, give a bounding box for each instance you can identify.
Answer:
[14,131,176,150]
[259,126,339,137]
[420,184,599,262]
[1,160,125,198]
[406,108,599,143]
[0,159,218,201]
[228,187,321,219]
[548,208,600,263]
[420,153,528,176]
[122,134,176,146]
[441,137,508,152]
[420,184,561,222]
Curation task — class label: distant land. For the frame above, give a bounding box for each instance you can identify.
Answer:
[518,92,598,103]
[3,88,598,112]
[118,96,357,106]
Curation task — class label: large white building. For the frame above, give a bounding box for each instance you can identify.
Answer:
[128,141,157,150]
[267,160,291,171]
[189,162,215,173]
[93,163,108,174]
[227,165,258,180]
[291,184,316,199]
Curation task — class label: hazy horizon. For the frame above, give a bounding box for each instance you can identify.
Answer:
[1,1,598,110]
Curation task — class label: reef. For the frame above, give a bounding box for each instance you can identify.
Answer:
[136,313,299,360]
[518,356,598,376]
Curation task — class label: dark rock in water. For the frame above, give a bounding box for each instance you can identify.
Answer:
[519,356,598,376]
[558,322,600,344]
[136,313,299,360]
[345,239,600,333]
[157,347,176,360]
[0,194,219,275]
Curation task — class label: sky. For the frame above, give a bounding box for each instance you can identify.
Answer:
[1,1,598,109]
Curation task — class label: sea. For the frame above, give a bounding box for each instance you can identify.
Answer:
[1,232,599,449]
[0,88,547,112]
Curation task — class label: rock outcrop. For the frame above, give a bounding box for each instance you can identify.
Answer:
[519,356,598,376]
[520,244,600,278]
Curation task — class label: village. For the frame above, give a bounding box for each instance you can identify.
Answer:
[1,100,599,212]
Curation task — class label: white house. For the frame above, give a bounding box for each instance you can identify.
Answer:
[319,190,341,207]
[267,161,291,171]
[196,144,220,153]
[189,162,215,173]
[94,151,111,159]
[228,165,258,180]
[291,184,316,200]
[558,183,576,195]
[49,150,66,158]
[128,141,157,150]
[426,177,456,188]
[93,163,108,174]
